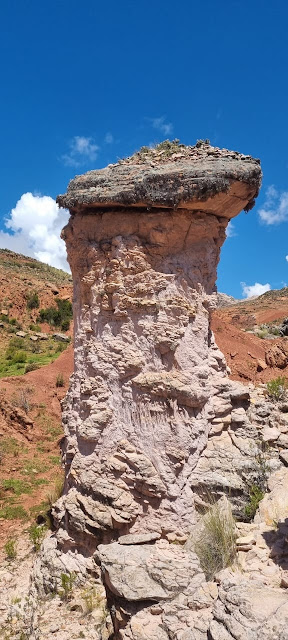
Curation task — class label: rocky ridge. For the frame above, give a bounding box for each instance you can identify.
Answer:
[11,142,287,639]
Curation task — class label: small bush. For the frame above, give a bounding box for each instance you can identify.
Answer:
[257,328,268,339]
[244,485,264,520]
[29,323,41,332]
[9,317,21,328]
[12,388,33,413]
[12,351,27,364]
[25,362,39,373]
[27,292,40,310]
[56,373,64,388]
[82,586,105,615]
[28,524,46,551]
[61,319,70,332]
[266,376,287,401]
[59,572,76,601]
[56,342,66,353]
[38,298,72,328]
[7,336,24,350]
[192,498,236,580]
[4,538,17,560]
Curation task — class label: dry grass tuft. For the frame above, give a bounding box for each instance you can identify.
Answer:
[192,497,237,580]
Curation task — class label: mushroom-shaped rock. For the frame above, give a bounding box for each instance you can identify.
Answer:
[53,142,261,549]
[38,143,261,618]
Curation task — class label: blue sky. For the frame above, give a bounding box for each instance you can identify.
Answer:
[0,0,288,296]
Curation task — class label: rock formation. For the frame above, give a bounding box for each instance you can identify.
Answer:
[36,141,283,639]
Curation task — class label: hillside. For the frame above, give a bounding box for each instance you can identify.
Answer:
[212,287,288,382]
[0,249,73,377]
[0,250,73,548]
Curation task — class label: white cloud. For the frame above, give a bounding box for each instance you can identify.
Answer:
[241,281,271,298]
[258,185,288,225]
[150,116,173,136]
[0,193,69,271]
[286,255,288,263]
[226,221,236,238]
[62,135,99,167]
[104,132,114,144]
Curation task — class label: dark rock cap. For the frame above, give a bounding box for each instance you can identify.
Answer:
[57,140,262,218]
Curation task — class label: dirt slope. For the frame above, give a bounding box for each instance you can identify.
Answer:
[212,287,288,383]
[0,250,73,548]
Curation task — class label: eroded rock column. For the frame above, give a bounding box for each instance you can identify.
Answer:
[53,144,261,555]
[36,144,262,639]
[60,207,229,542]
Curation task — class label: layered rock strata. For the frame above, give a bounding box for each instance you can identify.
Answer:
[37,142,265,637]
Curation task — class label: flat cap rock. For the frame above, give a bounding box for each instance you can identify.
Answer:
[57,141,262,218]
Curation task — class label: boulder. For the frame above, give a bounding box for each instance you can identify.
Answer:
[53,333,70,342]
[97,539,204,601]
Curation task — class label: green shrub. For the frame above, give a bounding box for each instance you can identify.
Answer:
[56,342,66,353]
[7,325,17,333]
[59,572,76,601]
[28,524,46,551]
[26,292,40,310]
[257,328,268,339]
[9,317,20,327]
[12,351,27,364]
[4,538,17,560]
[56,373,64,388]
[266,376,287,401]
[61,319,70,332]
[38,298,72,328]
[7,336,24,350]
[29,323,41,332]
[56,298,72,318]
[244,485,264,521]
[38,307,61,326]
[192,498,236,580]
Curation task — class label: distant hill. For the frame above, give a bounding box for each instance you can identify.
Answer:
[212,286,288,383]
[0,249,73,378]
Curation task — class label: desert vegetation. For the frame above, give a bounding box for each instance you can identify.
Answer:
[0,334,70,377]
[38,298,72,331]
[266,376,287,401]
[191,498,237,579]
